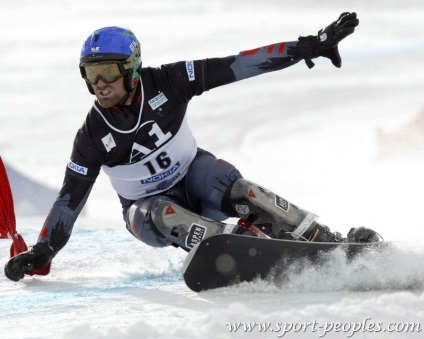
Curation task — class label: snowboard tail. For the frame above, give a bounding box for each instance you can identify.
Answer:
[183,234,387,292]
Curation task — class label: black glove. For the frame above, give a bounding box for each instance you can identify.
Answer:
[297,12,359,68]
[4,243,54,281]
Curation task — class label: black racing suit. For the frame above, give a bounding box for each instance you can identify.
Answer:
[37,41,302,255]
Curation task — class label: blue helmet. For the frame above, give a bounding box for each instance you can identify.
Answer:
[79,26,142,95]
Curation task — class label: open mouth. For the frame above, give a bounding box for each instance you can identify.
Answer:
[98,89,112,98]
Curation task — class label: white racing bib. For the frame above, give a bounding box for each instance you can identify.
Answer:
[102,115,197,200]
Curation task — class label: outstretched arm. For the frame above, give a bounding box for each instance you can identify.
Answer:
[205,12,359,90]
[152,13,360,102]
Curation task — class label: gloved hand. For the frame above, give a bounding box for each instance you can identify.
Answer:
[297,12,359,68]
[4,242,54,281]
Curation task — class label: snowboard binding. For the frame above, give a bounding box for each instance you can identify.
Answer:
[346,226,381,243]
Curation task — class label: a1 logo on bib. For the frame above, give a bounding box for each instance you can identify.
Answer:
[186,223,206,249]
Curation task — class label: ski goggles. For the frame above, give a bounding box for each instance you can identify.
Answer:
[81,62,126,85]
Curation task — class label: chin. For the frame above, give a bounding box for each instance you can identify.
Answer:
[96,97,118,108]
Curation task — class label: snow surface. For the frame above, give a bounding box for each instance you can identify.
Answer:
[1,0,424,338]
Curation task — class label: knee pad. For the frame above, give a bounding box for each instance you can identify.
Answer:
[227,178,318,239]
[150,199,237,251]
[127,197,172,248]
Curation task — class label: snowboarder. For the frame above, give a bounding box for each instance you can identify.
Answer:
[5,12,379,282]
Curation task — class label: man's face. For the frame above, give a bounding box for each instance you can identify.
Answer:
[91,77,127,108]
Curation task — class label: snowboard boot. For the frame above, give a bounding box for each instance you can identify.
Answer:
[298,223,344,242]
[150,199,240,251]
[345,226,380,243]
[224,178,343,242]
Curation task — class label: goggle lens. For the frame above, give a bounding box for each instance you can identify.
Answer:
[83,63,124,85]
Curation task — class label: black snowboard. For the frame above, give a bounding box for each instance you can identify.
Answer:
[183,234,389,292]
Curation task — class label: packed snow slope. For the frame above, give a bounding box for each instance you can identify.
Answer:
[1,0,424,338]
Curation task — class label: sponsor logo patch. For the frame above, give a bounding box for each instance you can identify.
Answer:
[185,60,195,81]
[148,92,168,110]
[275,195,289,211]
[145,173,180,194]
[186,223,206,248]
[67,161,88,176]
[141,162,180,184]
[235,204,250,215]
[165,204,176,215]
[101,133,116,152]
[129,40,138,52]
